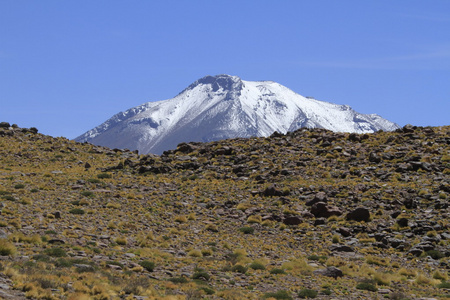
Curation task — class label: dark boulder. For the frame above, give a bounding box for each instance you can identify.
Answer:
[29,127,38,134]
[348,133,361,142]
[346,207,371,222]
[330,244,354,252]
[306,192,327,206]
[176,142,198,154]
[403,198,417,209]
[314,218,327,226]
[313,266,344,279]
[337,227,352,237]
[310,202,342,218]
[283,216,302,226]
[369,152,381,163]
[0,122,10,128]
[48,239,65,245]
[396,217,409,228]
[261,184,284,197]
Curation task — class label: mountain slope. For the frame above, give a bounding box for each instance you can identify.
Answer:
[1,123,449,299]
[75,75,400,154]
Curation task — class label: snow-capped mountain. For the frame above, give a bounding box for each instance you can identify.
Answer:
[75,75,400,154]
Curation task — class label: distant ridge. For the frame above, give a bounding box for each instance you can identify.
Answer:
[75,74,400,154]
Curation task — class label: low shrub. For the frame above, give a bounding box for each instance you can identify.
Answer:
[356,282,377,292]
[80,191,94,197]
[249,262,266,270]
[239,226,254,234]
[69,208,85,215]
[263,290,293,299]
[433,270,448,280]
[97,173,111,179]
[298,288,318,298]
[2,195,15,201]
[174,215,187,223]
[425,250,444,260]
[321,288,332,295]
[54,258,74,267]
[0,239,17,256]
[307,254,327,261]
[200,287,215,295]
[201,248,213,256]
[115,237,127,245]
[121,277,150,295]
[231,264,247,273]
[44,247,67,257]
[192,269,210,281]
[33,254,50,262]
[437,282,450,289]
[139,260,155,272]
[270,268,286,275]
[247,215,262,224]
[205,223,218,232]
[168,277,188,284]
[188,249,203,257]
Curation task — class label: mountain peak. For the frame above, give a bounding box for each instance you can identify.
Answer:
[182,74,243,94]
[76,75,400,154]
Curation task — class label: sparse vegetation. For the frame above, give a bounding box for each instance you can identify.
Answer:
[249,261,266,270]
[239,226,255,234]
[356,281,378,292]
[0,239,17,256]
[0,124,448,299]
[437,281,450,289]
[69,208,85,214]
[298,288,318,298]
[139,260,155,272]
[43,247,67,257]
[263,290,293,299]
[270,268,286,275]
[192,269,210,281]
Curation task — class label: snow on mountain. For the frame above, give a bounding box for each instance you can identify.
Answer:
[75,75,400,154]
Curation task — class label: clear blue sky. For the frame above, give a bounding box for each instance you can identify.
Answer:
[1,1,449,138]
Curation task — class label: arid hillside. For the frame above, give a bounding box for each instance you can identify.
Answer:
[0,122,449,299]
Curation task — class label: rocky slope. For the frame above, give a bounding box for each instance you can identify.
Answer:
[75,75,400,154]
[0,121,449,299]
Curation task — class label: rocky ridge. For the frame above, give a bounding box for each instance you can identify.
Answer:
[0,121,449,299]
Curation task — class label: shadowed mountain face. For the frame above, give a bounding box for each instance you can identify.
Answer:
[75,74,400,154]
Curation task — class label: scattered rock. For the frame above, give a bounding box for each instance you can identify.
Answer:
[337,227,352,237]
[261,184,284,197]
[305,192,328,206]
[310,202,342,218]
[313,218,326,226]
[48,239,65,244]
[396,217,408,227]
[346,207,371,222]
[330,244,354,252]
[282,216,302,226]
[313,266,344,279]
[107,264,122,270]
